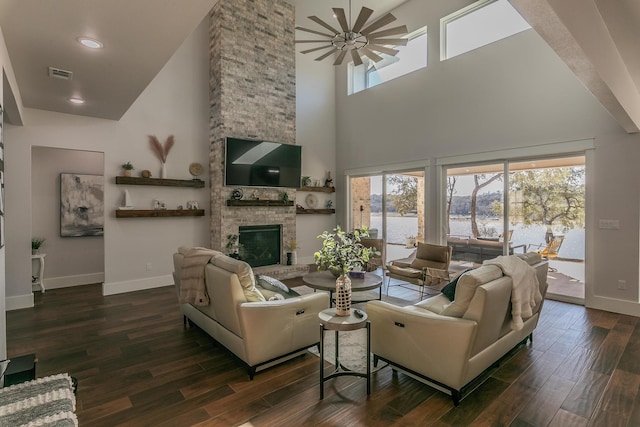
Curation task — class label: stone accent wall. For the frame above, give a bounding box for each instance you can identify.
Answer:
[209,0,296,262]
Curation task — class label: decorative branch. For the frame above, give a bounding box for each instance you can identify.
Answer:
[148,134,175,163]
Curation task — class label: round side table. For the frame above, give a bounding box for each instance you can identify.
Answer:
[318,308,370,399]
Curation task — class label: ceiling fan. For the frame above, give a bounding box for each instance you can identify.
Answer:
[295,0,408,66]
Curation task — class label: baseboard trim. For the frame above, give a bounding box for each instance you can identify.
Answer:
[44,273,105,290]
[587,294,640,317]
[6,294,34,311]
[103,275,173,296]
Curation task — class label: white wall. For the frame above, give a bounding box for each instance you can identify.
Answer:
[31,147,105,289]
[0,24,24,359]
[5,17,211,308]
[333,0,640,316]
[294,2,337,263]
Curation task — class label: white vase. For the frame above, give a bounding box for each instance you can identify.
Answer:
[290,251,297,265]
[335,274,352,316]
[161,162,167,179]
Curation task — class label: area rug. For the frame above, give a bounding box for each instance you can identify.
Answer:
[308,327,387,374]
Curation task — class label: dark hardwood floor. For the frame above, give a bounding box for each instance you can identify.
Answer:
[6,277,640,426]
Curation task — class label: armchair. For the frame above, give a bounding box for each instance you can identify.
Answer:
[385,242,452,299]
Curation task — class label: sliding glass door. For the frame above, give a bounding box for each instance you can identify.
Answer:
[350,170,425,264]
[445,156,585,302]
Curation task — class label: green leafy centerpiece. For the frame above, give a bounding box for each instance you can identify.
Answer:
[314,226,376,316]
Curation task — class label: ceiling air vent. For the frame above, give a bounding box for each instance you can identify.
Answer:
[48,67,73,80]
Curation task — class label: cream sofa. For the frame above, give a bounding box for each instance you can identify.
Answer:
[367,252,548,405]
[173,250,329,379]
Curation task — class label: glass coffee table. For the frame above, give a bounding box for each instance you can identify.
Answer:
[303,271,383,306]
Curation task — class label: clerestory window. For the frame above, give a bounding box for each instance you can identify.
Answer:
[348,26,427,95]
[441,0,530,61]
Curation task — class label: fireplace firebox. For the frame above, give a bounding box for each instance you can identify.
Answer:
[239,225,282,267]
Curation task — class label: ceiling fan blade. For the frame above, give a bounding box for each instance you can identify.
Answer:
[315,48,338,61]
[350,49,363,66]
[333,50,348,66]
[296,40,334,43]
[352,7,374,33]
[295,26,334,38]
[368,25,408,39]
[367,44,400,56]
[332,8,350,33]
[301,45,334,54]
[369,38,408,46]
[308,16,341,35]
[360,47,383,62]
[361,13,397,35]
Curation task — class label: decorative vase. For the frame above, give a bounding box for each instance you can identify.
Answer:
[335,274,352,316]
[161,162,167,179]
[290,251,297,265]
[122,169,131,177]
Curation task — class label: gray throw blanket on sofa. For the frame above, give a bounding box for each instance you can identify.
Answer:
[179,247,222,306]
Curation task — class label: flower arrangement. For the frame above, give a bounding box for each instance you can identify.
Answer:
[314,226,376,277]
[286,238,298,252]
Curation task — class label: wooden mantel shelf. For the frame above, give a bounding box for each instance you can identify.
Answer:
[296,208,335,215]
[115,176,205,188]
[226,200,294,207]
[299,186,335,193]
[115,209,205,218]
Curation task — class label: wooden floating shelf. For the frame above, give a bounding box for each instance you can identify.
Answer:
[298,186,335,193]
[115,209,205,218]
[115,176,205,188]
[296,208,336,215]
[226,200,294,207]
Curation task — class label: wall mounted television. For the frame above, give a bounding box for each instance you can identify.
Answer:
[224,137,301,188]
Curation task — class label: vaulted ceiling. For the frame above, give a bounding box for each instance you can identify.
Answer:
[0,0,638,133]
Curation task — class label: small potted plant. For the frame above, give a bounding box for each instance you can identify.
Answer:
[121,162,134,177]
[286,238,298,265]
[31,237,46,255]
[226,234,241,259]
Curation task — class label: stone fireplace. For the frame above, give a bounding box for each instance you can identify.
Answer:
[208,0,298,268]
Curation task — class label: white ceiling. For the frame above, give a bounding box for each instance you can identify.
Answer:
[0,0,639,132]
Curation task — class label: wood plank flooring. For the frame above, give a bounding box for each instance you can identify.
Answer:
[6,278,640,426]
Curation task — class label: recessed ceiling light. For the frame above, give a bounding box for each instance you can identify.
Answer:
[77,37,103,49]
[69,97,85,105]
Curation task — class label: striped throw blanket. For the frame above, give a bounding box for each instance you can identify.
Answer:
[0,373,77,426]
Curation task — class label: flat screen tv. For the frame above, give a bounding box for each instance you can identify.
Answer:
[225,137,301,188]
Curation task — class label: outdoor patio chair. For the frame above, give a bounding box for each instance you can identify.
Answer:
[529,235,564,261]
[385,242,452,300]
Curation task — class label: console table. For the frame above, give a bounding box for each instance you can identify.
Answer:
[31,253,46,293]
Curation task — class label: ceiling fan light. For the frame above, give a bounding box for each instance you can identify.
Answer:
[69,97,85,105]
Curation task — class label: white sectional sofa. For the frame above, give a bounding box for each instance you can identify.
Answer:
[367,252,548,405]
[173,249,329,379]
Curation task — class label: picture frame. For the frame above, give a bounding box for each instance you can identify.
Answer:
[60,173,104,237]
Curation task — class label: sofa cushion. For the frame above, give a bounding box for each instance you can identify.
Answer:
[387,264,423,278]
[416,243,449,263]
[440,265,503,317]
[212,256,265,302]
[440,269,473,301]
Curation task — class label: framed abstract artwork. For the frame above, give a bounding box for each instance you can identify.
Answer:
[60,173,104,237]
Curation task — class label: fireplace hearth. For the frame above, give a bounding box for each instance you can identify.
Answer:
[239,225,282,267]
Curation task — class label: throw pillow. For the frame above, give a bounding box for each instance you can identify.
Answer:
[255,275,300,298]
[440,268,473,301]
